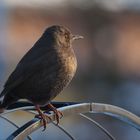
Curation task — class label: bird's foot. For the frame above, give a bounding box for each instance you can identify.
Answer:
[35,105,52,131]
[47,103,63,125]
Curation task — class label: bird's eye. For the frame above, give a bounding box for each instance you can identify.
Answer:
[65,34,69,40]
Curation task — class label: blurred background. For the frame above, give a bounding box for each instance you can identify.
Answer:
[0,0,140,139]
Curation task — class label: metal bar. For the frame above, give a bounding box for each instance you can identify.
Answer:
[80,113,115,140]
[28,110,76,140]
[0,116,19,129]
[6,118,40,140]
[1,106,35,115]
[91,103,140,131]
[5,103,140,139]
[2,101,77,115]
[0,116,32,140]
[7,101,77,110]
[52,123,76,140]
[6,103,90,140]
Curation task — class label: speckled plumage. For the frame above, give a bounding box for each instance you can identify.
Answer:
[0,25,82,112]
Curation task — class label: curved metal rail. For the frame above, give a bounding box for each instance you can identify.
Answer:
[1,102,140,140]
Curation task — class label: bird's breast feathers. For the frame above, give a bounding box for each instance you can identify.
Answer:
[65,56,77,77]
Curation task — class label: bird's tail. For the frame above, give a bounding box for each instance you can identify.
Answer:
[0,88,7,98]
[0,101,4,113]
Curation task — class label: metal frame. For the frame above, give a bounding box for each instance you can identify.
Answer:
[1,102,140,140]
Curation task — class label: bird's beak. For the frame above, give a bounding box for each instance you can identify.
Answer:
[72,35,84,41]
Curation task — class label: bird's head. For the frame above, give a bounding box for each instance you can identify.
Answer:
[43,25,83,47]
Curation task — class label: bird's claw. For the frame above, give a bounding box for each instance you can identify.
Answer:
[53,109,63,125]
[35,105,52,131]
[47,103,63,125]
[35,113,52,131]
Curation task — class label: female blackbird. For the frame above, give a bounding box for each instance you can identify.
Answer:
[0,25,83,129]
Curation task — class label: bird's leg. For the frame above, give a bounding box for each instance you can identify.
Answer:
[35,105,52,131]
[47,103,63,125]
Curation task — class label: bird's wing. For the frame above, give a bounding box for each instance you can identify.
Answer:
[0,44,56,97]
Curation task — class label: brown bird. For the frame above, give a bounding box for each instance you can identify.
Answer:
[0,25,83,129]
